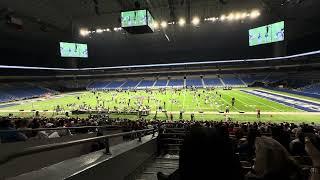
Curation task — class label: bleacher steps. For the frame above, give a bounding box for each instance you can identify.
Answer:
[135,157,179,180]
[119,81,127,89]
[202,78,206,88]
[238,77,247,87]
[219,78,226,86]
[263,72,272,81]
[165,80,169,88]
[135,80,143,89]
[152,80,157,88]
[103,81,112,89]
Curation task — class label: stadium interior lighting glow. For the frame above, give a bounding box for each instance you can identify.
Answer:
[161,21,168,28]
[227,13,235,21]
[113,27,121,31]
[192,17,200,26]
[178,18,186,26]
[250,10,260,18]
[235,13,241,20]
[80,9,261,35]
[205,17,217,22]
[220,15,226,21]
[96,28,103,33]
[80,29,90,36]
[241,12,248,19]
[153,21,159,29]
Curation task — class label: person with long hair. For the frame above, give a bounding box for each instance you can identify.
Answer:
[246,136,304,180]
[158,126,243,180]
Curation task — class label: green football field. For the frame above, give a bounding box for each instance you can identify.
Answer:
[0,88,319,124]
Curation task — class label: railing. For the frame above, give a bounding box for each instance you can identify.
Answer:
[0,128,157,165]
[0,125,120,133]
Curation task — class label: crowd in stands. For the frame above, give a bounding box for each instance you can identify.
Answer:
[158,121,320,180]
[0,116,158,143]
[1,117,320,180]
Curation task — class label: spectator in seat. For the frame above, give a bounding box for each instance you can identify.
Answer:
[158,126,243,180]
[305,136,320,180]
[56,119,72,137]
[271,125,291,151]
[246,136,303,180]
[0,119,27,143]
[289,128,306,156]
[17,119,33,138]
[238,128,260,160]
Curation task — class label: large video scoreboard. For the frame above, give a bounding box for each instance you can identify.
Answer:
[60,42,88,58]
[121,9,155,34]
[249,21,285,46]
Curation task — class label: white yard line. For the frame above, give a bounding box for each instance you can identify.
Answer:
[208,93,217,112]
[182,89,187,110]
[223,92,256,111]
[239,90,285,112]
[240,90,311,124]
[219,91,242,112]
[234,90,294,119]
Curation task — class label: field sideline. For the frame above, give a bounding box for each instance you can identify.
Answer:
[0,88,319,123]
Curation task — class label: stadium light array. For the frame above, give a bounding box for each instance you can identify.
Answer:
[96,28,103,33]
[153,21,159,29]
[205,17,217,22]
[178,18,186,26]
[235,13,241,20]
[80,29,90,36]
[80,9,260,36]
[220,15,226,21]
[227,13,235,21]
[161,21,168,28]
[204,10,260,23]
[250,10,261,19]
[113,27,122,31]
[241,12,248,19]
[192,17,200,26]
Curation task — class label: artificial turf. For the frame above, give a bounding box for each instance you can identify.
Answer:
[0,88,319,123]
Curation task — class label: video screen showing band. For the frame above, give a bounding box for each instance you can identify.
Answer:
[249,21,285,46]
[60,42,88,58]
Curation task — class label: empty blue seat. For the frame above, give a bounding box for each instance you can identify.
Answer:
[168,79,184,87]
[137,80,155,89]
[203,78,223,87]
[186,78,203,87]
[222,78,245,86]
[106,81,125,90]
[154,80,167,87]
[121,80,140,90]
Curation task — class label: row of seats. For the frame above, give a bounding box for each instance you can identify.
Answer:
[88,77,247,90]
[0,84,54,103]
[302,83,320,95]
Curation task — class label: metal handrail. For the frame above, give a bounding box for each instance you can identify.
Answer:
[0,128,156,165]
[0,125,121,133]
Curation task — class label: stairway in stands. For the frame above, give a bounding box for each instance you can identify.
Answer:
[133,125,184,180]
[135,155,179,180]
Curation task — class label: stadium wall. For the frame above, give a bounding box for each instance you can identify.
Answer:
[0,129,123,179]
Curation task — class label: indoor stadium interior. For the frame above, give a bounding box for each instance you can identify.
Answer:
[0,0,320,180]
